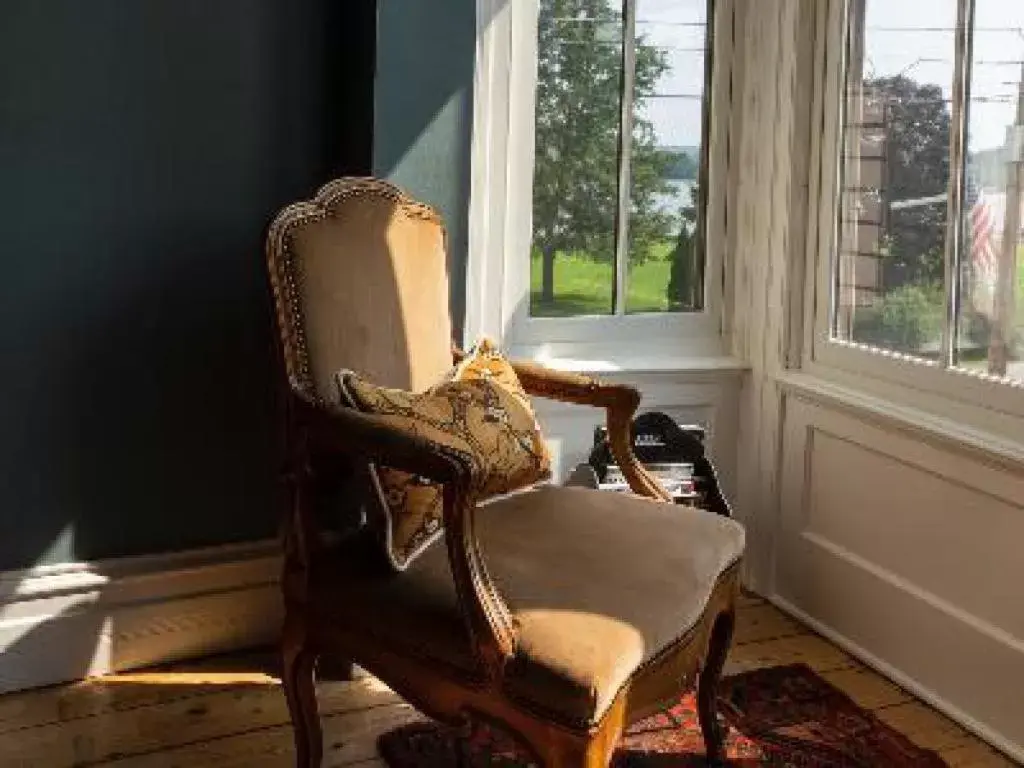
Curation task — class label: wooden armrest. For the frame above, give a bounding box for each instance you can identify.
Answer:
[292,394,517,677]
[514,363,671,502]
[451,347,670,502]
[294,395,466,484]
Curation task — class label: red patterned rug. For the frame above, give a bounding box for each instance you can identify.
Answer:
[377,664,947,766]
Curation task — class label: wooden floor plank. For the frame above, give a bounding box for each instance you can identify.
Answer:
[732,602,806,645]
[2,677,401,768]
[724,632,858,676]
[818,667,914,711]
[941,740,1021,767]
[0,678,230,737]
[0,656,282,736]
[99,702,424,768]
[737,590,765,609]
[874,701,978,754]
[2,597,1015,767]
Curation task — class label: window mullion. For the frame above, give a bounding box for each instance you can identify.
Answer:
[942,0,974,369]
[613,0,637,315]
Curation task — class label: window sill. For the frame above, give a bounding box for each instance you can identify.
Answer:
[777,370,1024,472]
[508,341,749,376]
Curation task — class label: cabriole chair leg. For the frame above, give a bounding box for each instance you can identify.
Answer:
[697,611,735,766]
[282,617,323,768]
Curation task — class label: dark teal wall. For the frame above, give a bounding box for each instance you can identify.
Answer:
[0,1,373,569]
[373,0,476,338]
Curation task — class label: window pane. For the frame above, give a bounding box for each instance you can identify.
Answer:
[530,0,624,317]
[955,0,1024,382]
[626,0,708,313]
[833,0,957,359]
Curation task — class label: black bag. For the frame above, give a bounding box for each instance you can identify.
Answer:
[587,411,731,517]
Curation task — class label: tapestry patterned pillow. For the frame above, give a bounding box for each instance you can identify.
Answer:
[336,338,550,571]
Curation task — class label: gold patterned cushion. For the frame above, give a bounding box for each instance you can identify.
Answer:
[336,339,551,570]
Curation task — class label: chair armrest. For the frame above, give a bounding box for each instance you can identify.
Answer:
[510,362,672,502]
[294,395,466,484]
[452,348,670,502]
[292,395,517,677]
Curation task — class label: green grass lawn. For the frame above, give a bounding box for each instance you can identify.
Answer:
[529,251,675,316]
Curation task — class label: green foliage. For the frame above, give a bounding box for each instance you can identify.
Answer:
[667,179,701,310]
[530,249,675,316]
[959,309,992,353]
[864,76,951,290]
[663,150,698,181]
[852,284,944,353]
[532,0,677,303]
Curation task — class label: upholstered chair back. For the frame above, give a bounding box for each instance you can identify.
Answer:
[267,178,454,404]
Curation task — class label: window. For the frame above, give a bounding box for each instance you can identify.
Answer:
[466,0,731,360]
[831,0,1024,385]
[529,0,712,319]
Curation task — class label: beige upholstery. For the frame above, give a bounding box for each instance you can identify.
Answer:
[312,486,745,727]
[274,179,454,402]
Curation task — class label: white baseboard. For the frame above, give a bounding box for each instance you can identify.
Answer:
[0,540,283,694]
[769,594,1024,766]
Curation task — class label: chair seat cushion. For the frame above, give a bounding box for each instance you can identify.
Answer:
[312,486,744,726]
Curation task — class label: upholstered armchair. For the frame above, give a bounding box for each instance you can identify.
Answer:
[265,178,745,767]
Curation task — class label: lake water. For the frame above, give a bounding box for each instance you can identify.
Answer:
[656,178,695,216]
[654,178,696,236]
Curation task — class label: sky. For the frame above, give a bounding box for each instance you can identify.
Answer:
[863,0,1024,152]
[635,0,1024,152]
[635,0,707,149]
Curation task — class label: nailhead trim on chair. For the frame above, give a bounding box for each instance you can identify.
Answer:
[266,177,448,405]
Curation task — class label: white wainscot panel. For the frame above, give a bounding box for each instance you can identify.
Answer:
[776,396,1024,758]
[532,372,740,504]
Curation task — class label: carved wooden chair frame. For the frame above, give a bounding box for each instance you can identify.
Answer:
[266,177,740,768]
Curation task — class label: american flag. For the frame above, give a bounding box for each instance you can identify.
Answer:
[970,190,997,277]
[968,184,998,317]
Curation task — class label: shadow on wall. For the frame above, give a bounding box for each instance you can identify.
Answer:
[0,0,362,687]
[0,0,333,573]
[0,222,285,689]
[373,0,506,340]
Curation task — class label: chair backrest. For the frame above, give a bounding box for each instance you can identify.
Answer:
[266,178,454,404]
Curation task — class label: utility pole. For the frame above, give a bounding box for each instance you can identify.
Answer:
[989,60,1024,376]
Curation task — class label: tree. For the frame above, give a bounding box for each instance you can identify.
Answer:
[866,75,951,289]
[532,0,676,306]
[663,150,698,181]
[667,178,701,310]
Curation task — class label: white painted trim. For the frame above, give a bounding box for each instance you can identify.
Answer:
[465,0,734,355]
[801,531,1024,659]
[0,541,282,693]
[507,340,747,375]
[799,0,833,372]
[811,341,1024,420]
[777,370,1024,472]
[466,0,513,344]
[769,594,1024,766]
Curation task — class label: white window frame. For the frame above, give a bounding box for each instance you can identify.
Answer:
[466,0,738,366]
[803,0,1024,426]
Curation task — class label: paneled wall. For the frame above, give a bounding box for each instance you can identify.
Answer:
[774,392,1024,754]
[726,0,1024,757]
